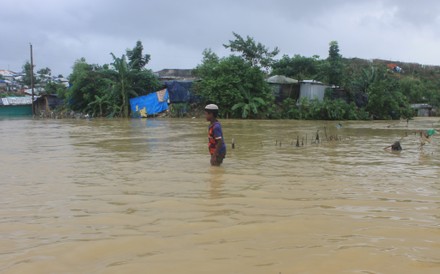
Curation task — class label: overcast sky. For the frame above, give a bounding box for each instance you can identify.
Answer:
[1,0,440,76]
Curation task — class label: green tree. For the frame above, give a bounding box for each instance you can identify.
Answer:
[195,49,219,77]
[195,51,272,118]
[37,67,52,84]
[366,78,413,120]
[272,54,322,80]
[108,49,160,118]
[37,67,51,76]
[423,80,440,107]
[327,41,344,86]
[126,40,151,71]
[132,69,161,96]
[44,82,67,96]
[223,32,279,72]
[21,61,37,86]
[398,77,426,103]
[68,58,112,112]
[66,41,160,117]
[125,41,160,96]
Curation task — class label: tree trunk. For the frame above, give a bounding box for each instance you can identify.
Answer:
[121,79,128,118]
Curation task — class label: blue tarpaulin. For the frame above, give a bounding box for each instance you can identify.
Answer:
[164,81,193,103]
[130,89,169,117]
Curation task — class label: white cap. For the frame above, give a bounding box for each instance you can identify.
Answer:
[205,104,219,110]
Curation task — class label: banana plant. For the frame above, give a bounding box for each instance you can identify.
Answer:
[232,90,266,118]
[109,53,138,118]
[88,94,111,117]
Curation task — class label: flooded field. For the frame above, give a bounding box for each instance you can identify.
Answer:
[0,118,439,274]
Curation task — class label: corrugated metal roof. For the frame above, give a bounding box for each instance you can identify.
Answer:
[24,88,45,95]
[301,80,323,84]
[411,104,433,109]
[0,70,17,77]
[155,69,195,80]
[1,96,33,106]
[267,75,298,84]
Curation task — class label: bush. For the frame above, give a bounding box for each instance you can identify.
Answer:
[194,50,273,119]
[169,103,189,118]
[268,98,371,120]
[366,79,414,120]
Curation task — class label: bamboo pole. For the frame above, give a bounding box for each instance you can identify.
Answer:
[30,43,35,115]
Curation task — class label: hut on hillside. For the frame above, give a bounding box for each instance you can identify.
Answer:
[35,94,63,115]
[299,80,329,102]
[411,104,434,117]
[156,69,199,104]
[0,96,33,117]
[266,75,300,102]
[155,69,196,81]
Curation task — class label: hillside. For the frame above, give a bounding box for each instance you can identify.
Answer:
[344,57,440,82]
[340,57,440,111]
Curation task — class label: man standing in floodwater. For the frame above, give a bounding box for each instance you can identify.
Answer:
[205,104,226,166]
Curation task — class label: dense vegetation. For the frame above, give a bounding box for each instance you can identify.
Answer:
[194,34,440,120]
[22,33,440,120]
[26,41,160,118]
[65,41,160,117]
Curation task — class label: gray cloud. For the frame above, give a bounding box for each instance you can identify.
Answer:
[1,0,440,76]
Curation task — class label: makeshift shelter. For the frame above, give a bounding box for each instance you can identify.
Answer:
[164,81,193,103]
[387,63,403,73]
[35,94,63,114]
[267,75,298,85]
[299,80,329,102]
[0,96,33,117]
[130,89,169,118]
[266,75,299,102]
[155,69,196,81]
[411,104,433,117]
[1,96,33,106]
[0,80,8,90]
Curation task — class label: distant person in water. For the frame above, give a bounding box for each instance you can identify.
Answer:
[384,141,402,152]
[419,128,438,147]
[421,129,437,140]
[205,104,226,166]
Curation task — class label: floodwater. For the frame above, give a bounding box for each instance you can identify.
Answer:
[0,117,439,274]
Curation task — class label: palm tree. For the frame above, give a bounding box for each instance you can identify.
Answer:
[232,90,266,118]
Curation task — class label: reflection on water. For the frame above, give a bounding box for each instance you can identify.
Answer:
[209,168,225,200]
[0,117,439,274]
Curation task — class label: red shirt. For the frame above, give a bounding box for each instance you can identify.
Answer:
[208,121,226,155]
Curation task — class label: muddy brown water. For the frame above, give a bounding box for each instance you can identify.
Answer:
[0,118,439,274]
